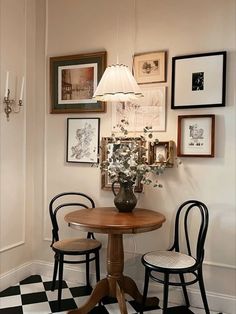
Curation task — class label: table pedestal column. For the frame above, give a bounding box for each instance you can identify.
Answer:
[68,234,159,314]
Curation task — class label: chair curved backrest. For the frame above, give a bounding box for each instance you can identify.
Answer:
[49,192,95,246]
[170,200,209,264]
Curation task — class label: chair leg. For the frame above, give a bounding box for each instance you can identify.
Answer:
[51,254,58,291]
[95,251,100,282]
[198,268,210,314]
[163,273,169,314]
[57,254,64,310]
[140,267,150,314]
[179,273,190,307]
[85,253,90,287]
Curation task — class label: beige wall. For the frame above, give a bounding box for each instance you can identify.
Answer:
[0,0,235,312]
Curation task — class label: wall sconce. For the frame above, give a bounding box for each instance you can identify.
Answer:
[3,72,24,121]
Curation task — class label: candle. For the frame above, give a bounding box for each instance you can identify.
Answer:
[19,76,24,101]
[5,71,9,98]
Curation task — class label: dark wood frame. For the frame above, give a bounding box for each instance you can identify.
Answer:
[171,51,226,109]
[149,141,174,168]
[177,114,215,157]
[50,51,107,113]
[101,137,144,193]
[66,118,100,164]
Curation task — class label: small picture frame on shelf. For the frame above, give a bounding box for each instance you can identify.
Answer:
[177,115,215,157]
[133,51,166,84]
[149,141,174,167]
[50,51,107,113]
[100,137,144,192]
[171,51,226,109]
[66,118,100,163]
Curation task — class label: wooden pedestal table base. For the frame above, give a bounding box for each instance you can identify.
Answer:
[68,234,159,314]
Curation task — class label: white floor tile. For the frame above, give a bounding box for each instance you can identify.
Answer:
[22,301,51,314]
[0,294,22,308]
[46,288,73,301]
[105,301,138,314]
[20,282,45,295]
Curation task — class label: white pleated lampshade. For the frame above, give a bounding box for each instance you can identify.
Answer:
[93,64,144,102]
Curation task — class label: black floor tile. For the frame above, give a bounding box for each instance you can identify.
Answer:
[0,285,21,297]
[21,291,48,305]
[69,285,92,297]
[0,306,23,314]
[20,275,42,285]
[43,279,68,291]
[49,298,77,312]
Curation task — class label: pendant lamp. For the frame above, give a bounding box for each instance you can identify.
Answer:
[93,64,143,102]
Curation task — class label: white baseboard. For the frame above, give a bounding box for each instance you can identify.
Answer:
[0,260,235,314]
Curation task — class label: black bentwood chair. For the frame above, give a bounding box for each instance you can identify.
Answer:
[141,200,210,314]
[49,192,101,309]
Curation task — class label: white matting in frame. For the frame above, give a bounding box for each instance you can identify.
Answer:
[112,85,166,132]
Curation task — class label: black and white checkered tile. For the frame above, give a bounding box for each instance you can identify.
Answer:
[0,275,218,314]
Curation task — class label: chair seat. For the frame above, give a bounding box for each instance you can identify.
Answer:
[143,250,196,270]
[52,238,101,254]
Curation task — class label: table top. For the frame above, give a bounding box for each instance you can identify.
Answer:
[65,207,166,234]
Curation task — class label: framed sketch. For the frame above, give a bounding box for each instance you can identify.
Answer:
[171,51,226,109]
[50,51,107,113]
[133,51,166,84]
[177,115,215,157]
[112,85,166,132]
[149,141,174,167]
[66,118,100,163]
[101,137,144,192]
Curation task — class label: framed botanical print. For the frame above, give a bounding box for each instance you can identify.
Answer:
[66,118,100,163]
[50,51,107,113]
[171,51,226,109]
[177,115,215,157]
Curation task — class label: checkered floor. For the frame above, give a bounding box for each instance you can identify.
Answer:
[0,275,220,314]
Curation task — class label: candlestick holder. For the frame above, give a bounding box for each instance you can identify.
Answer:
[3,89,23,121]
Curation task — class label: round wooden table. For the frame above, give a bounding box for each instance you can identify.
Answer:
[65,207,166,314]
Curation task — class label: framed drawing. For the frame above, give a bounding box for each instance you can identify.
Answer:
[50,51,107,113]
[177,115,215,157]
[101,137,144,192]
[66,118,100,163]
[149,141,174,167]
[112,85,166,132]
[171,51,226,109]
[133,51,166,84]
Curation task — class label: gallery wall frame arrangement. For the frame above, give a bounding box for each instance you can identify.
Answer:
[133,51,167,84]
[177,114,215,157]
[171,51,226,109]
[149,140,174,167]
[100,137,144,192]
[50,51,107,113]
[66,118,100,163]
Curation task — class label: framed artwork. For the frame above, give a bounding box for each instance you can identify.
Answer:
[133,51,166,84]
[66,118,100,163]
[171,51,226,109]
[177,115,215,157]
[112,85,166,132]
[101,137,144,192]
[149,141,174,167]
[50,51,107,113]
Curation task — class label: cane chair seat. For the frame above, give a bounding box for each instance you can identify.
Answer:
[52,238,101,254]
[143,250,196,270]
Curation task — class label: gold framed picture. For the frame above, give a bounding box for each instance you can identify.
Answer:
[149,141,174,168]
[133,51,166,84]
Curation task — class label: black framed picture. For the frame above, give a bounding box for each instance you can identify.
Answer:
[66,118,100,163]
[171,51,226,109]
[50,51,107,113]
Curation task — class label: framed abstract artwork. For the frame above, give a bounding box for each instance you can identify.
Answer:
[177,115,215,157]
[66,118,100,163]
[50,51,107,113]
[133,51,166,84]
[171,51,226,109]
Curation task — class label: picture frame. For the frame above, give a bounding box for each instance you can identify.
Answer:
[133,51,166,84]
[66,118,100,163]
[50,51,107,113]
[101,137,144,192]
[177,115,215,157]
[112,85,166,132]
[149,141,174,168]
[171,51,226,109]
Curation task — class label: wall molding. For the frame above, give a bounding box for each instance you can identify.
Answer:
[0,260,235,314]
[0,240,25,253]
